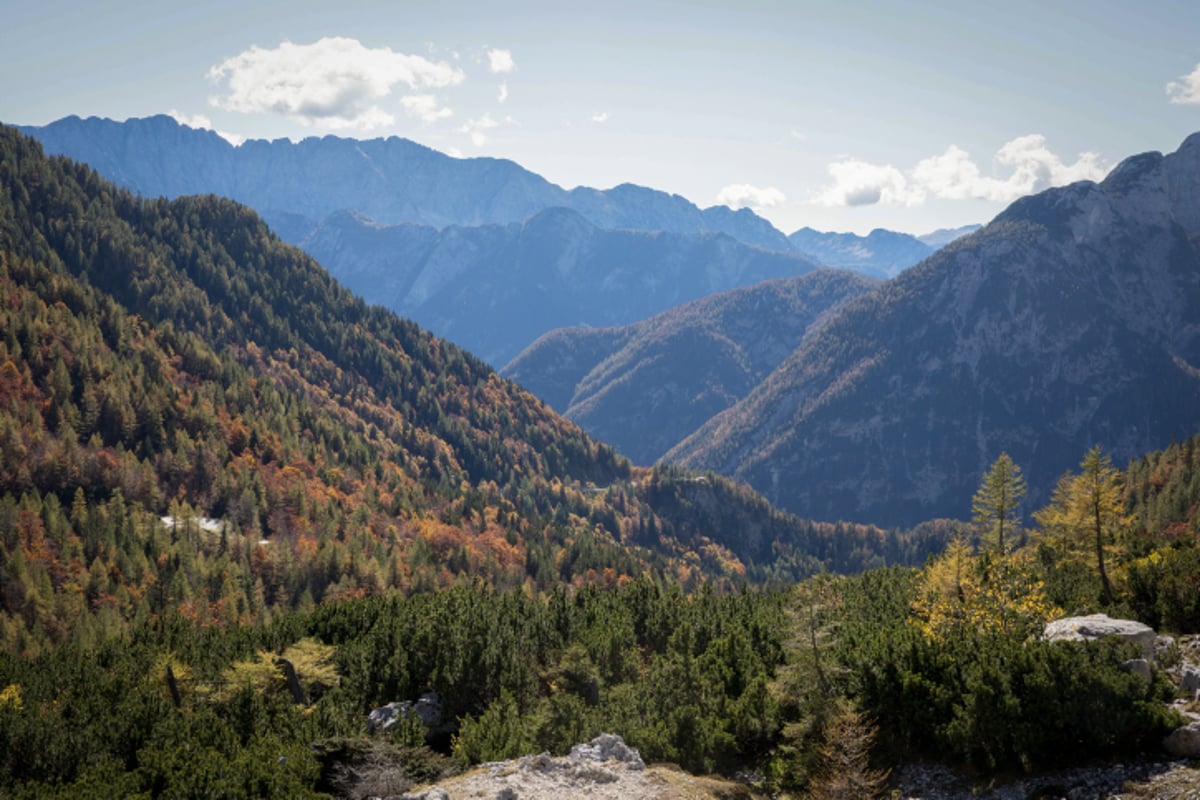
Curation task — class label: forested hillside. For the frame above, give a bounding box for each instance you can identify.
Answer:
[0,126,939,655]
[2,434,1198,798]
[502,270,875,464]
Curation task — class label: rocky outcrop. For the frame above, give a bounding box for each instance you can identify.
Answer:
[1043,614,1158,657]
[367,693,445,737]
[394,735,752,800]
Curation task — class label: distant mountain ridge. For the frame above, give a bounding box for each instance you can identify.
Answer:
[787,224,980,279]
[19,114,793,250]
[300,205,820,365]
[502,270,875,464]
[668,135,1200,526]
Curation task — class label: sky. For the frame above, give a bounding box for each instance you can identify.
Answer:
[5,0,1200,235]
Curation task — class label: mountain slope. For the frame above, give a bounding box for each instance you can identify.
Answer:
[669,135,1200,527]
[303,207,820,365]
[502,270,876,464]
[19,114,792,250]
[0,126,937,649]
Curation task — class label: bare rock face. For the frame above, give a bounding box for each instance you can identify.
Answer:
[1043,614,1157,657]
[671,132,1200,527]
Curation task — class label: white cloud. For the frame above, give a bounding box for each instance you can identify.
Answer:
[913,135,1105,202]
[717,183,787,211]
[815,160,920,207]
[816,135,1108,207]
[169,109,213,130]
[591,111,610,124]
[1167,64,1200,104]
[487,48,515,74]
[460,112,499,146]
[400,94,453,123]
[168,109,245,146]
[207,37,464,130]
[498,82,509,104]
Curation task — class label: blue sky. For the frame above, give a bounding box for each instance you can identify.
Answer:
[5,0,1200,234]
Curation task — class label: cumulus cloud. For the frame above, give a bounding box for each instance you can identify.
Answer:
[716,183,787,211]
[816,135,1108,207]
[207,36,464,130]
[400,94,453,123]
[1167,64,1200,104]
[169,109,213,130]
[488,48,515,74]
[168,109,245,145]
[815,160,919,207]
[460,112,499,146]
[591,111,610,123]
[498,82,509,104]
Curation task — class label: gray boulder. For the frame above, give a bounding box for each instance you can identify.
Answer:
[1043,614,1157,657]
[1182,668,1200,697]
[1164,721,1200,758]
[368,692,444,735]
[1121,658,1153,682]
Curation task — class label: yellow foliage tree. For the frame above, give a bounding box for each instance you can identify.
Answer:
[911,541,1061,642]
[1033,446,1130,605]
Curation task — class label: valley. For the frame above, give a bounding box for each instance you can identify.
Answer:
[2,107,1200,799]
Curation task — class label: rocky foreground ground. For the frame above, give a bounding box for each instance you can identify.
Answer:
[385,733,1200,800]
[393,734,760,800]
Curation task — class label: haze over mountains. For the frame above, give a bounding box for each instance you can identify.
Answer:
[299,206,820,365]
[21,115,963,365]
[20,114,792,249]
[787,224,980,279]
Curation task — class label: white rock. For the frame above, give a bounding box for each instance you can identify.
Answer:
[1043,614,1157,657]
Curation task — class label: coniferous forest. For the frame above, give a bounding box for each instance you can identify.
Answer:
[2,125,1200,797]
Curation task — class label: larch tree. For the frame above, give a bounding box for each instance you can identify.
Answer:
[1034,446,1129,605]
[972,452,1026,555]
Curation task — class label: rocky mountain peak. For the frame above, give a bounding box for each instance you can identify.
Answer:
[669,132,1200,527]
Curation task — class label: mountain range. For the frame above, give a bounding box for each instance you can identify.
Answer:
[18,114,1196,531]
[299,206,820,365]
[666,136,1200,526]
[501,269,875,464]
[787,224,980,279]
[19,114,793,250]
[19,115,964,366]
